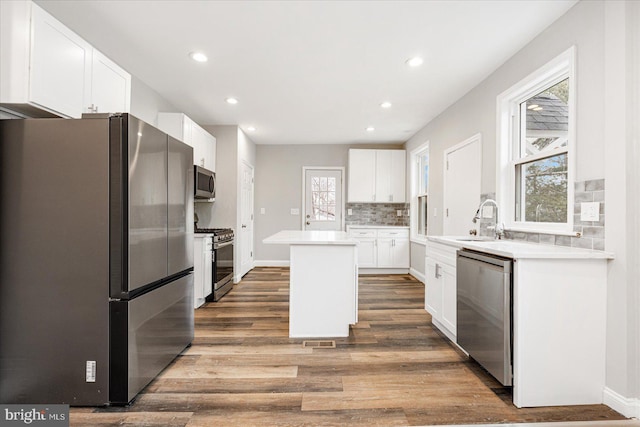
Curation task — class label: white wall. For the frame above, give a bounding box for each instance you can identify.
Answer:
[129,76,179,127]
[403,0,639,413]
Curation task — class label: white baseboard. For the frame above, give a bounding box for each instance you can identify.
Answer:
[603,386,640,418]
[409,267,425,284]
[254,260,290,267]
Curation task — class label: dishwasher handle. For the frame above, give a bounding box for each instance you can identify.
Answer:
[457,249,512,273]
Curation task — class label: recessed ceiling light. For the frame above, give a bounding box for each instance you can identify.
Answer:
[405,57,423,67]
[226,97,238,105]
[380,102,392,109]
[189,52,208,63]
[247,126,256,132]
[366,126,375,132]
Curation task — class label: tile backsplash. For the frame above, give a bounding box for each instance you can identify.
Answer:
[346,203,410,226]
[479,179,606,250]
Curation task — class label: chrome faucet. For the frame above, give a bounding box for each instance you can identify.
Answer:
[472,199,504,239]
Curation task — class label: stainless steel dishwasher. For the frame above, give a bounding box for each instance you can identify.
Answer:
[456,249,513,386]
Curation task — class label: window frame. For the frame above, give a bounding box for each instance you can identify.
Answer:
[410,141,430,243]
[496,46,577,235]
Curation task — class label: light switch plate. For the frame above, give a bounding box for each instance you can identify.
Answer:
[347,208,353,215]
[397,210,402,217]
[580,202,600,221]
[260,208,266,215]
[290,208,300,215]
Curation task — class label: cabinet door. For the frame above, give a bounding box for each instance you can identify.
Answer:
[29,4,91,118]
[191,123,205,168]
[194,125,216,171]
[392,237,410,268]
[390,150,406,202]
[88,50,131,114]
[375,150,392,202]
[356,238,377,268]
[424,257,443,319]
[440,263,457,336]
[376,238,394,268]
[348,149,376,202]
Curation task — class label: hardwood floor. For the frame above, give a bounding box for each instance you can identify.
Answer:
[71,267,627,426]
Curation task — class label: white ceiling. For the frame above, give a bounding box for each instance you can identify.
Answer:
[35,0,577,145]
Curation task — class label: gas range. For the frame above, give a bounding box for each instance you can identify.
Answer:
[194,227,234,243]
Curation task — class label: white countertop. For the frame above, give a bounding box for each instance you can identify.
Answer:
[428,236,614,260]
[264,230,358,245]
[347,225,409,230]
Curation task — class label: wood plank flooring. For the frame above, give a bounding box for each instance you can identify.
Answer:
[70,267,626,426]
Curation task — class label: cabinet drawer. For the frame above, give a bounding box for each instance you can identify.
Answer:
[426,242,457,266]
[377,229,409,238]
[349,229,377,238]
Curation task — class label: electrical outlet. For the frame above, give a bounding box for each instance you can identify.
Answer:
[396,210,402,217]
[260,208,266,215]
[347,208,353,216]
[580,202,600,221]
[433,208,437,217]
[290,208,300,215]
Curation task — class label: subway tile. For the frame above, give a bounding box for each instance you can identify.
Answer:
[593,238,605,251]
[539,234,555,245]
[574,181,586,192]
[525,233,540,243]
[585,179,605,191]
[571,237,593,249]
[593,191,605,202]
[582,226,605,238]
[574,192,594,203]
[555,235,572,247]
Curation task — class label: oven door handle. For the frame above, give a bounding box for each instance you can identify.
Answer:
[214,240,234,249]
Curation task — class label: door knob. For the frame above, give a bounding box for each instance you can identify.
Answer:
[306,221,310,225]
[306,214,310,218]
[242,224,247,228]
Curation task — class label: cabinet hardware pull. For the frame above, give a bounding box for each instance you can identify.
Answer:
[435,263,442,279]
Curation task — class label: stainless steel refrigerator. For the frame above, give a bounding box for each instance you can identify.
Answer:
[0,114,194,405]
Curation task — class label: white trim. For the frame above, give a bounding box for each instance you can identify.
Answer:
[496,46,576,235]
[410,237,427,246]
[301,166,346,231]
[254,260,290,267]
[409,141,430,241]
[603,387,640,418]
[409,267,425,284]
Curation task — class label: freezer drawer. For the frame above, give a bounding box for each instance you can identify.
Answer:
[110,273,194,404]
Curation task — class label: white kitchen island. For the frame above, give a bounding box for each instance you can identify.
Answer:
[263,230,358,338]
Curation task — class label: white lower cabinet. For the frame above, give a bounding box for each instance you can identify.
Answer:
[348,227,409,271]
[194,235,213,308]
[425,241,457,341]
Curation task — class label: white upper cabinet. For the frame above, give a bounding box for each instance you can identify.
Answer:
[348,149,405,203]
[88,50,131,114]
[0,1,130,118]
[158,113,217,171]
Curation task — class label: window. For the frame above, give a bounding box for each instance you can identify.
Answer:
[311,176,336,221]
[411,142,429,241]
[496,47,576,234]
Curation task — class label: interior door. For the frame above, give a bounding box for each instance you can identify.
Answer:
[239,161,254,278]
[304,168,343,231]
[443,135,481,235]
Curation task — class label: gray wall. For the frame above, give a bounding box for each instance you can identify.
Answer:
[254,143,402,262]
[404,0,639,409]
[196,125,238,229]
[129,76,179,127]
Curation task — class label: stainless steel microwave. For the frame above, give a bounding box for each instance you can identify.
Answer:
[194,165,216,199]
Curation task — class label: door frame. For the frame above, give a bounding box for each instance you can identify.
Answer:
[442,133,482,235]
[301,166,346,231]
